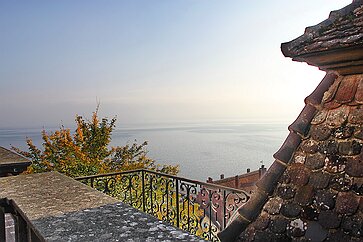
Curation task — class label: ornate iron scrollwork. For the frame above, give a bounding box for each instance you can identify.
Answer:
[76,169,250,241]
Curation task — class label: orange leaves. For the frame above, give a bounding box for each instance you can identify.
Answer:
[12,107,179,178]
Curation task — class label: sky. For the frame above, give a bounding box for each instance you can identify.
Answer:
[0,0,353,129]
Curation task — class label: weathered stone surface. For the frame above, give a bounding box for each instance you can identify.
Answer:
[305,221,327,242]
[341,215,363,237]
[314,190,336,210]
[326,107,349,127]
[288,164,310,186]
[253,213,270,230]
[253,230,283,242]
[332,126,354,139]
[318,210,341,228]
[270,216,288,234]
[277,185,296,200]
[0,172,118,220]
[33,202,204,242]
[305,153,325,170]
[354,127,363,140]
[325,155,347,173]
[310,125,331,141]
[264,197,283,215]
[295,185,314,206]
[301,206,319,221]
[330,174,354,192]
[320,140,339,155]
[346,157,363,177]
[348,106,363,124]
[300,140,319,154]
[335,192,360,215]
[338,140,362,155]
[311,110,328,125]
[287,218,306,237]
[281,202,301,218]
[309,171,331,189]
[0,172,203,242]
[327,230,351,242]
[294,154,306,164]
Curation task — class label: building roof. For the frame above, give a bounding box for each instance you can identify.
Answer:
[218,1,363,241]
[281,0,363,75]
[0,146,31,175]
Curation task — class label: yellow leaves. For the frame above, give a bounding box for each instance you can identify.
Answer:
[12,107,179,178]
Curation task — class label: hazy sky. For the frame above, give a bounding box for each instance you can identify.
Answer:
[0,0,352,128]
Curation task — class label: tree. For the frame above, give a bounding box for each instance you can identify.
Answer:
[12,108,179,177]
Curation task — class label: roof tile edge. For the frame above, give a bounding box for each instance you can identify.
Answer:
[217,73,338,242]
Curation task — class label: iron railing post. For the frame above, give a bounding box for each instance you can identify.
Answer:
[14,213,28,242]
[175,178,180,228]
[166,179,169,222]
[90,177,94,188]
[149,173,153,215]
[222,189,227,230]
[141,170,146,213]
[0,206,5,242]
[209,189,213,239]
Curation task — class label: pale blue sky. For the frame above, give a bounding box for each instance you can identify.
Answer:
[0,1,352,128]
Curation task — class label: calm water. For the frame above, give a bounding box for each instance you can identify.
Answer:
[0,123,288,181]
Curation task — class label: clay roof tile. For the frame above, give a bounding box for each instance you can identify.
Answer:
[355,76,363,103]
[334,75,359,103]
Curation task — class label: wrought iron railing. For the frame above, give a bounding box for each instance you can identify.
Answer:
[0,198,45,242]
[75,169,249,241]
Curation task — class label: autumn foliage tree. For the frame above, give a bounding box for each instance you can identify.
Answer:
[12,108,179,177]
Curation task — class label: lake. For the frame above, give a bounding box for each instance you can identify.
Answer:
[0,122,289,181]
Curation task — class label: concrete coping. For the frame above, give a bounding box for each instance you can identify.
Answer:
[0,172,204,241]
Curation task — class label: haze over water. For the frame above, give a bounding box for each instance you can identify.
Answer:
[0,122,288,181]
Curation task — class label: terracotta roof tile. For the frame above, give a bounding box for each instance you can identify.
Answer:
[220,74,363,242]
[289,105,316,137]
[281,1,363,57]
[237,189,268,221]
[273,132,302,163]
[334,75,358,103]
[255,160,287,195]
[355,77,363,103]
[306,73,338,106]
[218,2,363,241]
[322,77,342,104]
